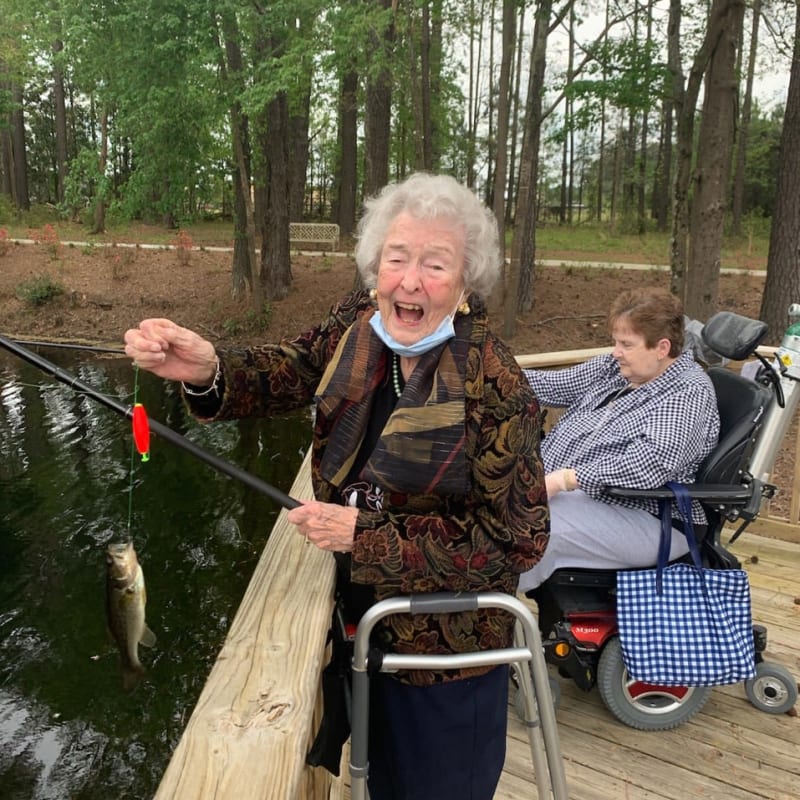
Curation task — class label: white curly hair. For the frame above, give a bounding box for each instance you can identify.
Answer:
[354,173,503,300]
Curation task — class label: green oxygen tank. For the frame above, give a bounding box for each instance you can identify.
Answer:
[746,305,800,487]
[776,303,800,379]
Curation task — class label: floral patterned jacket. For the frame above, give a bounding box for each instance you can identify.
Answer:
[186,289,549,684]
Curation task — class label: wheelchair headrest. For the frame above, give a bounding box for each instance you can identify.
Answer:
[701,311,768,361]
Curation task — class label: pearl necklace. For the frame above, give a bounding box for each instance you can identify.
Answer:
[392,353,404,398]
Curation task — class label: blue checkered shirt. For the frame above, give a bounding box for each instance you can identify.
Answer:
[524,351,719,524]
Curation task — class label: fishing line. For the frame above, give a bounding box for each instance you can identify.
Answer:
[127,367,140,536]
[126,365,150,537]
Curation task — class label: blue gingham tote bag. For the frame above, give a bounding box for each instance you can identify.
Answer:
[616,482,756,686]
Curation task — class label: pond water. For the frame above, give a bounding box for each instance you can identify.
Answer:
[0,347,311,799]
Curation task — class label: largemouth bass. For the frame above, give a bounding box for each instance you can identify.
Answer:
[105,541,156,690]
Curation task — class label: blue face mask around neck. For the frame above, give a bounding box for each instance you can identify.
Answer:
[369,306,458,358]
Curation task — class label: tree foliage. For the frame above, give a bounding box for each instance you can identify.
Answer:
[567,37,669,127]
[0,0,792,318]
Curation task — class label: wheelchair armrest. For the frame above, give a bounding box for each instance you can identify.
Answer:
[604,483,754,503]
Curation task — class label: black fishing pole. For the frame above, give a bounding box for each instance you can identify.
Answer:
[0,334,301,510]
[9,338,125,354]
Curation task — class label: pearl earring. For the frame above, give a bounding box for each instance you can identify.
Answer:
[369,288,378,301]
[458,300,471,315]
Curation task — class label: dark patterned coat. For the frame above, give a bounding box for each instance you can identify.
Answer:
[187,289,549,684]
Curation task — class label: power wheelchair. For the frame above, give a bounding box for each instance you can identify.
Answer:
[527,308,800,730]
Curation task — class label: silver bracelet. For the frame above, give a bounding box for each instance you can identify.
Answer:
[181,356,221,397]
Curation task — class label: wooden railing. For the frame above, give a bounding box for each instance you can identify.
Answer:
[153,346,800,799]
[154,450,340,799]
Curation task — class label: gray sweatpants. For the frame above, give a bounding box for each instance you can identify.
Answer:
[518,489,690,592]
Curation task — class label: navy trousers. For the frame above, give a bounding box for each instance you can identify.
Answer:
[366,665,509,800]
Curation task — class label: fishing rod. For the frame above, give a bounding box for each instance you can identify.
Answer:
[0,334,301,510]
[8,337,125,354]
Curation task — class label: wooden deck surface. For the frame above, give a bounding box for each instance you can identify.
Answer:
[336,529,799,799]
[498,529,800,800]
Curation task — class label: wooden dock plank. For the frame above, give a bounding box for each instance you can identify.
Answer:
[745,518,800,545]
[559,694,788,797]
[730,533,800,674]
[734,546,800,578]
[747,572,800,596]
[511,704,773,800]
[505,683,800,800]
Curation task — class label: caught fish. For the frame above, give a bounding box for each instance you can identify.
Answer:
[105,541,156,690]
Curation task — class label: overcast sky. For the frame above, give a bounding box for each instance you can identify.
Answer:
[547,3,791,113]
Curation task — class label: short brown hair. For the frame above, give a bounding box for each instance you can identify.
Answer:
[609,288,684,357]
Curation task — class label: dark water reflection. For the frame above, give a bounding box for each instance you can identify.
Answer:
[0,348,311,799]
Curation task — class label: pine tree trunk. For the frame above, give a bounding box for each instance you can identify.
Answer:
[505,0,553,335]
[428,0,443,169]
[261,89,292,302]
[684,0,745,321]
[10,83,30,211]
[91,110,108,234]
[420,0,433,170]
[759,4,800,343]
[408,9,426,170]
[466,0,486,189]
[364,0,394,197]
[0,125,12,199]
[289,92,310,222]
[220,12,259,305]
[336,69,358,239]
[230,108,257,304]
[670,0,722,299]
[286,10,313,222]
[488,0,515,317]
[505,5,525,226]
[0,57,11,200]
[654,0,680,236]
[731,0,760,235]
[637,1,654,233]
[52,40,68,206]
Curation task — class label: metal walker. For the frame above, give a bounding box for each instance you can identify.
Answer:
[348,591,569,799]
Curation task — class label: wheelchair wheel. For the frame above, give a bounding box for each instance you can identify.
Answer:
[597,637,712,731]
[745,662,798,715]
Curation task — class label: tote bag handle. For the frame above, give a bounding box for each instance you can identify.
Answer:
[657,481,705,595]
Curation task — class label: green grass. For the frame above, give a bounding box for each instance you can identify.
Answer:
[0,206,234,248]
[534,225,671,263]
[528,222,768,271]
[2,204,770,271]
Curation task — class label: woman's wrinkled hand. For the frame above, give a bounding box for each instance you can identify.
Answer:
[287,500,358,553]
[124,318,218,385]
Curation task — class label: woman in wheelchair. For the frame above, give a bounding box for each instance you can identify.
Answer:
[124,173,550,800]
[519,287,720,593]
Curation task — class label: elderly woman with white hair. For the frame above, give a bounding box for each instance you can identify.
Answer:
[124,172,549,799]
